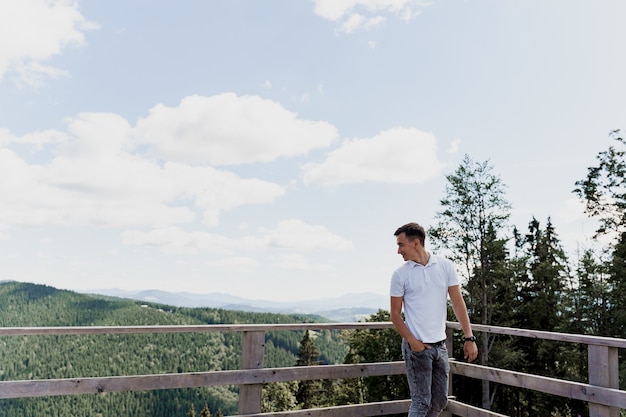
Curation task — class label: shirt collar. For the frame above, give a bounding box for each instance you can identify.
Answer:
[408,253,435,267]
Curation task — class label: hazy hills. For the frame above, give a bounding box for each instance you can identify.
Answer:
[85,288,389,322]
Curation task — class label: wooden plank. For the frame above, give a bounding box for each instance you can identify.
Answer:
[450,361,626,409]
[0,362,405,399]
[445,399,510,417]
[446,322,626,349]
[588,345,620,417]
[2,322,626,350]
[229,398,510,417]
[0,322,395,337]
[239,331,265,414]
[232,399,410,417]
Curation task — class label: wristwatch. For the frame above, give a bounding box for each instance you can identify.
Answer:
[464,336,477,342]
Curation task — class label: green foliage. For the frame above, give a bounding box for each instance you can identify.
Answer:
[573,129,626,237]
[429,155,512,410]
[429,154,511,280]
[515,217,569,332]
[261,381,298,412]
[505,218,584,417]
[336,310,407,417]
[295,330,324,408]
[0,281,346,417]
[608,232,626,337]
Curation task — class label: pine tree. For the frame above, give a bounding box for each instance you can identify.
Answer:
[607,232,626,337]
[261,382,297,412]
[568,248,612,336]
[517,217,569,331]
[200,404,211,417]
[513,217,575,416]
[573,129,626,238]
[462,221,525,411]
[335,346,364,405]
[295,330,323,409]
[429,154,512,410]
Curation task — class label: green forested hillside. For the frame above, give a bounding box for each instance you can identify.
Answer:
[0,281,348,417]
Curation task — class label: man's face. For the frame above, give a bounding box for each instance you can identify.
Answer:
[396,232,419,261]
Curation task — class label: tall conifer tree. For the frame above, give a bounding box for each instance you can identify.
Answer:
[574,129,626,238]
[430,155,512,410]
[295,330,323,409]
[513,217,578,416]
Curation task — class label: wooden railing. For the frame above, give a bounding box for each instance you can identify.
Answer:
[0,322,625,417]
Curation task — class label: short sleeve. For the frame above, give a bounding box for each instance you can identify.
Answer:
[390,270,405,298]
[445,258,460,287]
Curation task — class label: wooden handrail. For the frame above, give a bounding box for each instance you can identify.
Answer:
[0,322,624,416]
[0,322,394,337]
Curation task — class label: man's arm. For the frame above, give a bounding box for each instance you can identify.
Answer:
[390,296,427,352]
[448,285,478,362]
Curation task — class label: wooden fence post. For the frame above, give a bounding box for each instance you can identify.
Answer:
[239,330,265,414]
[441,327,454,417]
[588,344,619,417]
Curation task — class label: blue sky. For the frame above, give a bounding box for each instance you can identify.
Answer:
[1,0,625,305]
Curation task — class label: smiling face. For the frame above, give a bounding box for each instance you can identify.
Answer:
[396,232,420,262]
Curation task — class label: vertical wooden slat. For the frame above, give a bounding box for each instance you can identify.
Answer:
[446,327,454,398]
[238,330,265,414]
[588,345,619,417]
[443,329,454,417]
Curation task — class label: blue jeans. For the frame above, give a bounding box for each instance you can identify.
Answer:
[402,339,450,417]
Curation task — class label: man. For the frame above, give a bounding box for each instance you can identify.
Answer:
[390,222,478,417]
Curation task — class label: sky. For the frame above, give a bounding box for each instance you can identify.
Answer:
[1,0,625,305]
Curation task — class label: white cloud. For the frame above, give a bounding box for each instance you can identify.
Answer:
[258,219,353,251]
[0,0,97,86]
[302,127,444,187]
[0,129,14,146]
[163,162,285,227]
[340,14,386,33]
[14,61,69,87]
[0,108,286,230]
[446,138,461,154]
[313,0,427,33]
[121,219,353,255]
[135,93,339,166]
[0,128,68,148]
[272,253,335,272]
[205,256,260,273]
[121,227,238,255]
[340,13,366,32]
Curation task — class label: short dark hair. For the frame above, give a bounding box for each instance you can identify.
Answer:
[394,222,426,246]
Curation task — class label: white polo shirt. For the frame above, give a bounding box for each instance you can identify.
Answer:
[390,253,460,343]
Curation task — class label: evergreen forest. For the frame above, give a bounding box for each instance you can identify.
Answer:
[1,132,625,417]
[0,281,347,417]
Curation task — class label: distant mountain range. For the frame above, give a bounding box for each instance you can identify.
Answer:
[83,288,389,322]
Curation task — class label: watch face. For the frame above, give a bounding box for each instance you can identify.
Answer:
[466,336,476,342]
